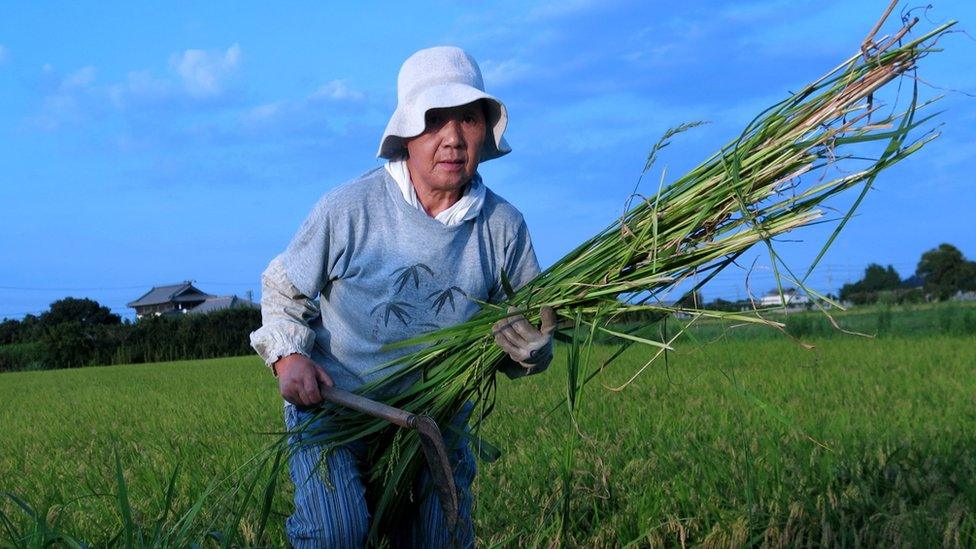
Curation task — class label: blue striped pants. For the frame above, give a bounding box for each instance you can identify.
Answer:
[284,403,477,548]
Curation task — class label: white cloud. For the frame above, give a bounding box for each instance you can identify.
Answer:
[481,58,533,87]
[26,42,385,150]
[309,79,365,102]
[110,44,244,105]
[29,65,100,130]
[34,44,244,124]
[105,70,175,108]
[61,66,96,90]
[170,43,242,98]
[122,70,174,102]
[34,94,76,130]
[241,101,284,124]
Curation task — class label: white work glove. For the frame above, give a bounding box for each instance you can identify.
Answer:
[492,306,557,379]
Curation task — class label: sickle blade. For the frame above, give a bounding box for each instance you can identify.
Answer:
[411,415,459,531]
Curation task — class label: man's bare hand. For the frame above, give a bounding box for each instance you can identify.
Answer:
[274,353,334,407]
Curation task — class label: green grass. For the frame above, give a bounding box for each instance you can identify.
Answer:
[0,357,286,545]
[479,335,976,546]
[610,301,976,344]
[2,334,975,546]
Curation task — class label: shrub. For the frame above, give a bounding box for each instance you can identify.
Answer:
[0,342,46,372]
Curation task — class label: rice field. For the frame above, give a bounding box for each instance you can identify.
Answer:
[1,328,975,546]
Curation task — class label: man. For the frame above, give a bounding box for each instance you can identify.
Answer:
[250,46,554,547]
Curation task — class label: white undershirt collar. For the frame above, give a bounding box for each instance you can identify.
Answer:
[385,158,486,226]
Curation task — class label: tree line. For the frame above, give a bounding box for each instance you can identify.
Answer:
[613,242,976,320]
[2,243,972,372]
[0,297,261,372]
[838,243,976,305]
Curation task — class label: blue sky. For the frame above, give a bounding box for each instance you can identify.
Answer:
[1,1,974,319]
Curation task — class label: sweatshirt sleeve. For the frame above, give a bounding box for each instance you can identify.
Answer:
[248,254,320,370]
[508,218,542,290]
[492,215,552,379]
[490,216,542,303]
[280,193,337,299]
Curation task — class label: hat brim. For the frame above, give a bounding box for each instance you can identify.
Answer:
[377,83,511,161]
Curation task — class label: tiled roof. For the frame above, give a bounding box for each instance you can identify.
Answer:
[127,281,212,307]
[189,295,259,314]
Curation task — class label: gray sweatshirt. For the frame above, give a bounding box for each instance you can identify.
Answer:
[249,166,540,392]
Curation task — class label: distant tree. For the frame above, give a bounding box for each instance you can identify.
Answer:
[916,243,976,300]
[707,298,733,311]
[862,264,901,292]
[0,315,44,345]
[838,282,856,303]
[4,298,258,370]
[840,263,902,304]
[676,290,704,309]
[40,297,120,328]
[0,319,20,345]
[705,298,751,312]
[19,314,42,342]
[38,321,120,369]
[41,322,97,368]
[26,298,120,368]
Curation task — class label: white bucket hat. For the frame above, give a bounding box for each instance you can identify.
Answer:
[377,46,511,161]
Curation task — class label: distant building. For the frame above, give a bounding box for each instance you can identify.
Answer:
[127,281,257,319]
[189,295,259,314]
[954,290,976,302]
[759,287,810,308]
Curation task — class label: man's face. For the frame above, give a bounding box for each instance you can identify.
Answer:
[405,101,487,194]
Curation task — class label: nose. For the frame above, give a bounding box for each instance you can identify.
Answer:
[439,118,464,148]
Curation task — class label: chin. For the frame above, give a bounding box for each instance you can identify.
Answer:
[434,175,472,190]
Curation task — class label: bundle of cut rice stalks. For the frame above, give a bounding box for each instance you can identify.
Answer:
[296,7,956,541]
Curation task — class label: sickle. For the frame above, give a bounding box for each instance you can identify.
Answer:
[318,384,459,531]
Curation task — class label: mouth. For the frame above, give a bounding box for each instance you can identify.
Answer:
[436,159,465,172]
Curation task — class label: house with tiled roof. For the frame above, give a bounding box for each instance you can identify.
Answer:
[127,281,257,319]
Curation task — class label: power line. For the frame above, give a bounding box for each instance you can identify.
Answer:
[0,285,151,292]
[0,310,47,318]
[1,304,132,315]
[0,281,257,292]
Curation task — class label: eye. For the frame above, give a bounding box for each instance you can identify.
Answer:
[462,112,481,125]
[426,112,444,127]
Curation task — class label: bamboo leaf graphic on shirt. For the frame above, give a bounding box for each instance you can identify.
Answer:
[391,263,435,293]
[370,301,416,327]
[426,286,468,315]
